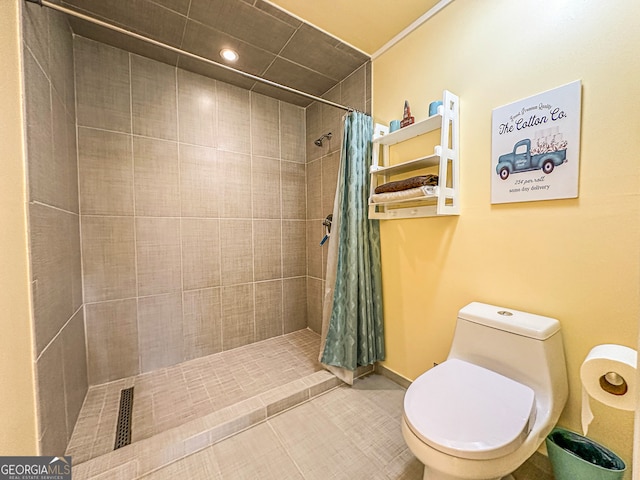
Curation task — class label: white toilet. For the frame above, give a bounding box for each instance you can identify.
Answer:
[402,302,568,480]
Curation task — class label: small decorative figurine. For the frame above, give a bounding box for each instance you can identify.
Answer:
[400,100,415,128]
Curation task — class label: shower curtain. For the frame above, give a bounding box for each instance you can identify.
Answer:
[319,111,384,384]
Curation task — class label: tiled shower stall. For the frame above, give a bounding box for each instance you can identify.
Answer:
[75,36,309,382]
[22,1,370,456]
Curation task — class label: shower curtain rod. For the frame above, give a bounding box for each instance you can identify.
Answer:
[26,0,358,113]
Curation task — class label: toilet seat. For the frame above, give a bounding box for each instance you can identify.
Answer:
[404,359,536,460]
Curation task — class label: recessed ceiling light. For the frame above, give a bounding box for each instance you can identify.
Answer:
[220,48,239,62]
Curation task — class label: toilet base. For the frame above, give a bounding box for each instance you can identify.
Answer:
[422,465,514,480]
[404,417,524,480]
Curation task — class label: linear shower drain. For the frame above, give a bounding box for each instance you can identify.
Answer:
[114,387,134,450]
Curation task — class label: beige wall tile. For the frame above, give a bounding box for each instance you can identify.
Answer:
[131,54,177,140]
[134,137,180,217]
[177,51,255,91]
[281,161,306,220]
[179,144,219,217]
[82,216,136,303]
[216,82,250,154]
[69,213,84,311]
[251,156,281,219]
[183,287,222,360]
[25,49,78,213]
[306,277,323,334]
[30,203,82,355]
[61,309,88,437]
[181,218,221,290]
[253,220,282,282]
[24,50,54,205]
[306,220,322,279]
[24,8,85,458]
[321,86,343,155]
[78,127,134,216]
[85,299,139,385]
[219,219,253,286]
[74,37,131,132]
[218,151,252,218]
[298,66,371,344]
[305,102,322,162]
[69,44,316,383]
[321,229,330,281]
[138,293,183,372]
[63,107,80,213]
[48,10,75,117]
[51,95,79,212]
[340,64,367,113]
[250,93,280,158]
[282,220,306,278]
[280,102,305,163]
[283,277,307,333]
[221,284,254,350]
[306,159,321,220]
[321,151,340,218]
[136,217,182,296]
[255,280,283,341]
[22,2,50,73]
[177,69,217,147]
[36,339,69,455]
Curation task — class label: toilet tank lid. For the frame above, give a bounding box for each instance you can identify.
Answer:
[458,302,560,340]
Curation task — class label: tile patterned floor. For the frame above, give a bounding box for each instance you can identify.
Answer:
[67,329,323,464]
[141,374,420,480]
[68,328,554,479]
[140,374,554,480]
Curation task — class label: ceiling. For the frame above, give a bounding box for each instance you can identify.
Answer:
[62,0,436,107]
[267,0,442,55]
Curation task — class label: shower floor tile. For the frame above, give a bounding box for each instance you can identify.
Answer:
[67,329,323,464]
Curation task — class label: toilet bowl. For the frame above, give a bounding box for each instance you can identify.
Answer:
[402,302,568,480]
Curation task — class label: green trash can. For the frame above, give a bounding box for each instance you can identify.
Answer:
[546,427,626,480]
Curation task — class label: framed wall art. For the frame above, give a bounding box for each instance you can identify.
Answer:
[491,80,582,204]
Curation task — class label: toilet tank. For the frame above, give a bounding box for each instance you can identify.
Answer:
[447,302,568,404]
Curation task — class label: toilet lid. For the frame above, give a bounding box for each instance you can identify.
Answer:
[404,359,536,460]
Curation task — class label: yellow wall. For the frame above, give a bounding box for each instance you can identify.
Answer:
[0,0,38,455]
[373,0,639,471]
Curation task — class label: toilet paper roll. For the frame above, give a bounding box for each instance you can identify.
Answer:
[580,344,637,435]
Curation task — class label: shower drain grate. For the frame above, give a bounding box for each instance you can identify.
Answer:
[114,387,134,450]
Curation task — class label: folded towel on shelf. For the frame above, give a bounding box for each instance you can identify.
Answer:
[374,174,438,194]
[370,185,437,203]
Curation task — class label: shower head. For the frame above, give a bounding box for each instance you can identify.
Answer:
[314,132,332,147]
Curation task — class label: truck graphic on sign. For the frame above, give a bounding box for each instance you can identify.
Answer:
[496,138,567,180]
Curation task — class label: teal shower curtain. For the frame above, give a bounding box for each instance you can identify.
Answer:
[320,111,384,372]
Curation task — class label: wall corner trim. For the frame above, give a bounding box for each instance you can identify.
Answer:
[371,0,454,60]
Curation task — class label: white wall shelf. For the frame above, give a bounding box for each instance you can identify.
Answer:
[369,90,460,219]
[370,152,440,176]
